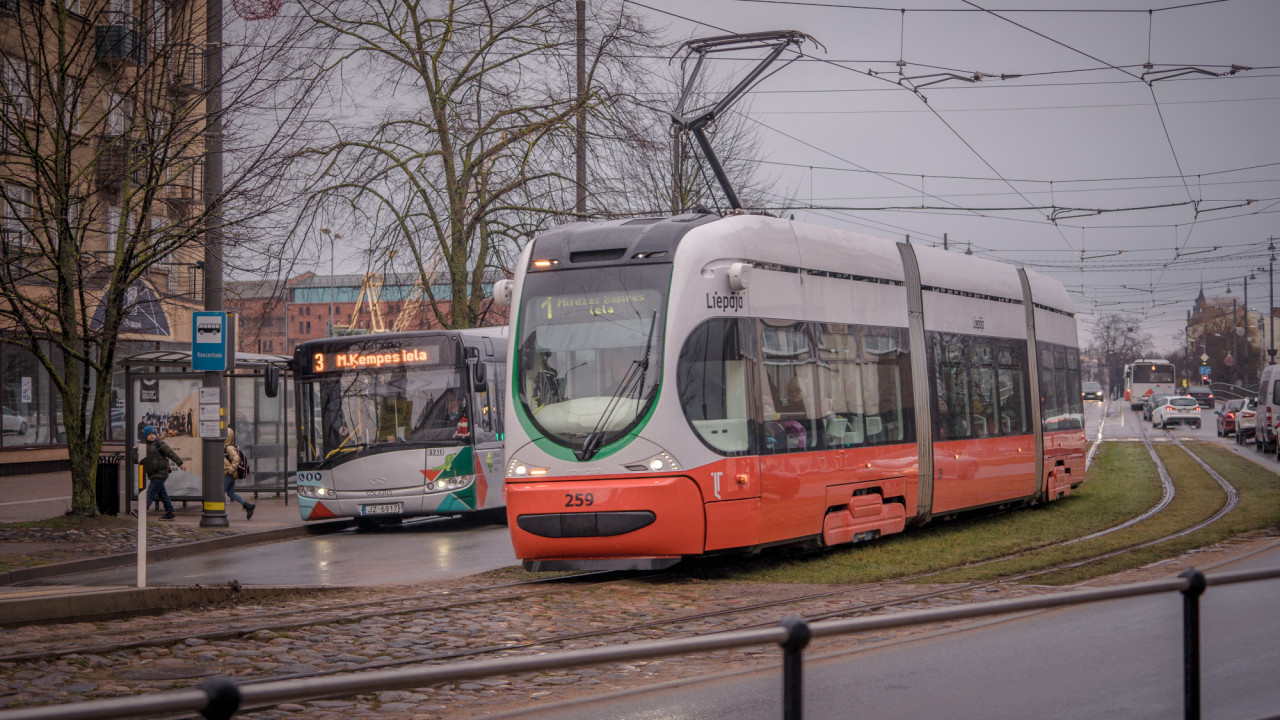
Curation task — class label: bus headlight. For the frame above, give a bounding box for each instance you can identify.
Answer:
[427,477,471,493]
[297,485,335,499]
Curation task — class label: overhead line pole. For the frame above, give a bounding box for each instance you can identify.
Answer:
[575,0,586,220]
[200,0,228,528]
[1270,239,1276,365]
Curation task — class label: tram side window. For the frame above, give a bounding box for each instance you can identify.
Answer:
[968,343,997,437]
[932,333,973,440]
[997,346,1029,435]
[677,318,752,456]
[1039,346,1059,427]
[761,321,818,454]
[814,325,914,448]
[1063,349,1083,428]
[817,328,862,447]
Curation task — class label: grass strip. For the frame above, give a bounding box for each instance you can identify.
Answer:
[689,442,1165,585]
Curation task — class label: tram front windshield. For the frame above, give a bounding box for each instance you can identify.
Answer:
[517,264,670,455]
[300,365,469,464]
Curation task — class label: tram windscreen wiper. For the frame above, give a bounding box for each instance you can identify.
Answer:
[576,313,657,462]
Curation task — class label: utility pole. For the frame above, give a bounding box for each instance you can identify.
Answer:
[200,0,228,528]
[575,0,586,219]
[1270,239,1276,365]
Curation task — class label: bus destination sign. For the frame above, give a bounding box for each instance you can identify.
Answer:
[312,348,432,373]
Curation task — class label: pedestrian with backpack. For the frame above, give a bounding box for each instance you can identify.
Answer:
[141,425,183,520]
[224,427,255,520]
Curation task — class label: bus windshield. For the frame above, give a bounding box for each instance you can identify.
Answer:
[1132,363,1175,384]
[516,264,670,456]
[299,365,469,464]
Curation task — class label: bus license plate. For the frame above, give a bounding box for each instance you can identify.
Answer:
[361,503,402,516]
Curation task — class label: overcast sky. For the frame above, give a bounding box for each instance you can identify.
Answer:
[623,0,1280,353]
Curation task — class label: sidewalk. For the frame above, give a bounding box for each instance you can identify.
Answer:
[0,471,352,625]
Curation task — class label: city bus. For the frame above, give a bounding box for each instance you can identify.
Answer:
[292,328,508,528]
[496,212,1085,571]
[1124,359,1177,410]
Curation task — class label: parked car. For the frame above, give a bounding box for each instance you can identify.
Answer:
[1143,394,1171,421]
[1236,398,1258,445]
[1153,396,1201,429]
[1216,398,1245,437]
[1,406,28,435]
[1081,381,1104,402]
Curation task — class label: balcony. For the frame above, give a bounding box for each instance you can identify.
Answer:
[95,134,150,193]
[0,100,17,155]
[166,44,205,96]
[95,12,146,66]
[162,156,204,214]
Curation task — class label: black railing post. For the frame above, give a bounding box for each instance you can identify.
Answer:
[199,676,242,720]
[779,615,811,720]
[1179,568,1207,720]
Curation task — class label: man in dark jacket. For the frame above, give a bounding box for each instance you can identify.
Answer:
[141,424,183,520]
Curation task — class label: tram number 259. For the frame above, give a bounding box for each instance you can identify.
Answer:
[564,492,594,507]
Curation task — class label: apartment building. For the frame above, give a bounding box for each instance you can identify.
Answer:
[0,0,208,469]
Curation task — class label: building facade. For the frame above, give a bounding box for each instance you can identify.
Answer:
[1,0,207,471]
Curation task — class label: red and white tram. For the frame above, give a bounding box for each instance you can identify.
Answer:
[497,213,1086,570]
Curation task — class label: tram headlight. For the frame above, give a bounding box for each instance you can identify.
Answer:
[626,451,680,473]
[507,457,549,479]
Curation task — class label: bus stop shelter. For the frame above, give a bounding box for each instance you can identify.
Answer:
[119,350,292,512]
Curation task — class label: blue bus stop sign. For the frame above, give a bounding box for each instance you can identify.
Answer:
[192,312,227,371]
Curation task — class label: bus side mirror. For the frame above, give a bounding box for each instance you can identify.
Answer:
[471,362,488,393]
[264,365,280,398]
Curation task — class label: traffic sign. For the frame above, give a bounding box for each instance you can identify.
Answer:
[1199,365,1212,376]
[192,311,227,371]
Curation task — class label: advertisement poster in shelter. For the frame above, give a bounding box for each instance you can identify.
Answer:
[132,377,205,498]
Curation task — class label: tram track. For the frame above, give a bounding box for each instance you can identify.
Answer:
[0,570,650,664]
[1,409,1247,718]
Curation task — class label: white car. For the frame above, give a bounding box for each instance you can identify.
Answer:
[1152,396,1201,429]
[2,406,28,435]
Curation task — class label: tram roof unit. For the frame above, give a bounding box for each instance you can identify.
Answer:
[529,213,1075,315]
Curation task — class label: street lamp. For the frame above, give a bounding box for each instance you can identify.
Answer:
[320,228,342,336]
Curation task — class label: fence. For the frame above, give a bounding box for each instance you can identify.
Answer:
[2,565,1277,720]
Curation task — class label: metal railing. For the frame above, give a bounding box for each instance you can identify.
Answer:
[2,565,1277,720]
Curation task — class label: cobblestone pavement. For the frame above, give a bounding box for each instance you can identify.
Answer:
[1,533,1275,719]
[0,521,235,570]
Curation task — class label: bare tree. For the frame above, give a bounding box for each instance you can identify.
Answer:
[1091,314,1152,392]
[0,0,319,514]
[292,0,687,329]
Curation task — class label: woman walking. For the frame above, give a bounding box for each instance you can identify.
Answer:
[224,427,256,520]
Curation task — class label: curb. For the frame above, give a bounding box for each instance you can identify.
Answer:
[0,585,332,627]
[0,518,356,586]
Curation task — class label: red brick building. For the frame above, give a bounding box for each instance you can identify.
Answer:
[226,271,509,356]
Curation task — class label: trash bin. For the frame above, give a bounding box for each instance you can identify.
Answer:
[96,454,121,515]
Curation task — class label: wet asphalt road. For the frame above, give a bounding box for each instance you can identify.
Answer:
[43,512,517,587]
